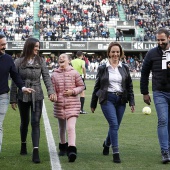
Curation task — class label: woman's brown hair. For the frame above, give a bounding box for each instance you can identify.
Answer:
[20,38,41,66]
[107,41,124,58]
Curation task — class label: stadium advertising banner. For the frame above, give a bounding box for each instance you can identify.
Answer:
[68,42,87,49]
[42,41,87,50]
[132,42,157,50]
[7,41,157,51]
[43,42,66,49]
[88,42,132,50]
[7,42,25,49]
[7,42,44,50]
[86,72,152,80]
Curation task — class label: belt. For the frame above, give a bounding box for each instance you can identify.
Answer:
[109,92,123,96]
[23,80,40,111]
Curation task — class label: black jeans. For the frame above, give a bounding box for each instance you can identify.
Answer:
[18,100,43,147]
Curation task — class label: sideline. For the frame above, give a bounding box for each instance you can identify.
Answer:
[42,101,62,170]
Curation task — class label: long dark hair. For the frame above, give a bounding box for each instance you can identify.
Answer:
[20,37,41,66]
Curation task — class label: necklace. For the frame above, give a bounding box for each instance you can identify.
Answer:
[28,57,35,65]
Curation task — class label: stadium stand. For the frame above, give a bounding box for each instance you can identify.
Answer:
[0,0,34,41]
[0,0,169,42]
[0,0,170,73]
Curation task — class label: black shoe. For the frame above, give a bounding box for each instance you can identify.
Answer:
[58,142,68,156]
[67,146,77,162]
[32,148,40,163]
[80,110,88,114]
[113,153,121,163]
[20,142,27,155]
[161,151,170,164]
[103,141,109,155]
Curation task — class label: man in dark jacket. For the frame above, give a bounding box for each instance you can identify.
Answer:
[140,28,170,164]
[0,34,34,152]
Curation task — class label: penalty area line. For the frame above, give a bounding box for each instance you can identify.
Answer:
[42,101,62,170]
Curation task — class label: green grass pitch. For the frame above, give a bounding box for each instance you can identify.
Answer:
[1,80,170,170]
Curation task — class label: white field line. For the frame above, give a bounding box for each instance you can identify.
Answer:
[42,101,62,170]
[42,93,151,169]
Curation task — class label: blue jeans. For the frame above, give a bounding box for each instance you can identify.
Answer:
[101,92,126,153]
[153,91,170,152]
[0,93,9,152]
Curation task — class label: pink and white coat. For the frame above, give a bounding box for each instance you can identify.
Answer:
[51,66,85,119]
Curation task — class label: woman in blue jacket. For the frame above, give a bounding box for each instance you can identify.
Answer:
[90,42,135,163]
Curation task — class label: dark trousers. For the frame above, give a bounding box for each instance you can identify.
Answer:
[18,100,43,147]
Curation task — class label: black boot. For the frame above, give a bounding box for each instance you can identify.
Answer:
[103,141,109,155]
[161,150,170,164]
[113,153,121,163]
[20,142,27,155]
[67,146,77,162]
[58,142,68,156]
[32,148,40,163]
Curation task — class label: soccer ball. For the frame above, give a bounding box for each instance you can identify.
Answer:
[142,106,151,115]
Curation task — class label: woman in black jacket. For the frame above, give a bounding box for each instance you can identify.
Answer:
[90,42,135,163]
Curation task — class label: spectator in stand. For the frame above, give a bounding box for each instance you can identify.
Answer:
[119,30,124,41]
[0,2,33,41]
[2,0,169,42]
[150,31,156,41]
[139,31,144,41]
[118,0,122,10]
[116,30,120,41]
[144,33,149,41]
[102,0,106,6]
[83,32,88,41]
[51,32,57,41]
[21,33,26,41]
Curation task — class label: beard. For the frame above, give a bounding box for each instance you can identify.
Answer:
[158,43,168,50]
[0,48,5,55]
